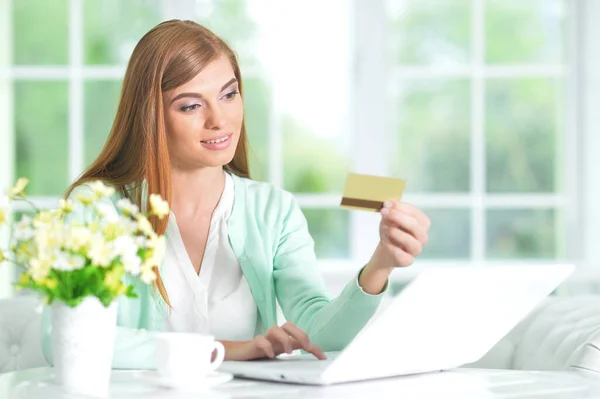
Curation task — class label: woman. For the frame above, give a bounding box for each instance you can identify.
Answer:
[41,20,430,369]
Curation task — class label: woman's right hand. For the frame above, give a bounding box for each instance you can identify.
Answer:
[223,322,327,361]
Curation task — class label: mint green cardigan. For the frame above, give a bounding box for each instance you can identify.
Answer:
[41,173,386,369]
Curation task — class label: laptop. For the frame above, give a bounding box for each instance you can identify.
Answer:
[220,264,574,385]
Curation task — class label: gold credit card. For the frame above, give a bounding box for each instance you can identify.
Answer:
[340,173,406,212]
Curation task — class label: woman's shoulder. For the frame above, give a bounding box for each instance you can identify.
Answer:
[231,175,308,240]
[232,174,297,212]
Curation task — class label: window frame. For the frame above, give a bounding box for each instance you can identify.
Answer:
[0,0,15,298]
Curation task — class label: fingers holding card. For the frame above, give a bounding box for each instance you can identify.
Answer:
[340,173,430,269]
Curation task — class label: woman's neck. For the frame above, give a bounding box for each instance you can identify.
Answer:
[170,166,226,219]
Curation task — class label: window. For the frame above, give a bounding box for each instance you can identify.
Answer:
[6,0,163,202]
[1,0,585,299]
[385,0,570,265]
[2,0,164,297]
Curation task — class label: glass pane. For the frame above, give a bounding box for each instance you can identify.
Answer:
[487,209,561,259]
[13,0,68,65]
[282,116,350,193]
[84,0,162,65]
[280,1,351,193]
[393,80,470,192]
[84,80,122,165]
[419,208,470,259]
[243,78,270,182]
[486,79,563,193]
[303,209,349,259]
[15,82,68,196]
[194,0,262,69]
[485,0,566,64]
[387,0,470,66]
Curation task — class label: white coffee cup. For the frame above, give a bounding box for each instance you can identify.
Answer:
[155,333,225,383]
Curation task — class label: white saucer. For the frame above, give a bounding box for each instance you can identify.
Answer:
[137,370,233,391]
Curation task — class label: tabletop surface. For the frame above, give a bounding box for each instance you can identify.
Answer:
[2,367,600,399]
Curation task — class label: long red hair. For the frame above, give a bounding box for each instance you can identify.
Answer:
[66,20,251,304]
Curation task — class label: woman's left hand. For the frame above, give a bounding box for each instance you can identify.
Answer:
[359,200,431,294]
[375,200,431,269]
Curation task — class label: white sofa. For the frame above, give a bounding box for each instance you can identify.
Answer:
[467,295,600,375]
[1,295,600,375]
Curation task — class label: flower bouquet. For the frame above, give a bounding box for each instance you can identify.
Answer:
[0,178,169,397]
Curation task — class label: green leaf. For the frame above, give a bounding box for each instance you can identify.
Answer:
[99,294,113,307]
[125,284,137,298]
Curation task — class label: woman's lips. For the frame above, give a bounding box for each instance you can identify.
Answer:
[200,134,233,150]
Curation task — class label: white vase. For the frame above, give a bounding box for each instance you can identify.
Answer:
[51,297,118,398]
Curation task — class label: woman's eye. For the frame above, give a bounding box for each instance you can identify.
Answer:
[180,104,200,112]
[223,90,239,100]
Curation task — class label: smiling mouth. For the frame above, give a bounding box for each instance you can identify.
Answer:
[201,134,232,144]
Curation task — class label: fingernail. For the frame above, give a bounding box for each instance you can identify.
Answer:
[381,208,390,216]
[384,201,392,208]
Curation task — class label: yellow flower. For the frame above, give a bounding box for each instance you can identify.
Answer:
[0,248,5,263]
[149,194,170,219]
[88,181,115,198]
[0,195,9,225]
[102,222,125,241]
[29,258,52,282]
[43,278,57,290]
[64,226,91,252]
[104,269,122,291]
[58,199,74,214]
[14,242,33,263]
[88,221,101,233]
[13,215,34,241]
[76,191,96,206]
[116,283,127,296]
[140,265,157,284]
[116,199,139,217]
[8,178,29,198]
[147,236,166,265]
[88,235,114,267]
[18,273,30,286]
[33,210,56,228]
[34,226,63,257]
[137,215,156,238]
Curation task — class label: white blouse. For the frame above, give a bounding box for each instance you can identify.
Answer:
[162,173,259,341]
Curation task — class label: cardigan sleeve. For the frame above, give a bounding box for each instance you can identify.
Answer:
[272,192,388,351]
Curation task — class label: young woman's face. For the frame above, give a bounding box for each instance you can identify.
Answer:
[163,55,243,170]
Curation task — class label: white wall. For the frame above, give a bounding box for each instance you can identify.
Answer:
[0,0,15,299]
[579,0,600,274]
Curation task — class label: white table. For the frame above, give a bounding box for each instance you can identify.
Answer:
[2,367,599,398]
